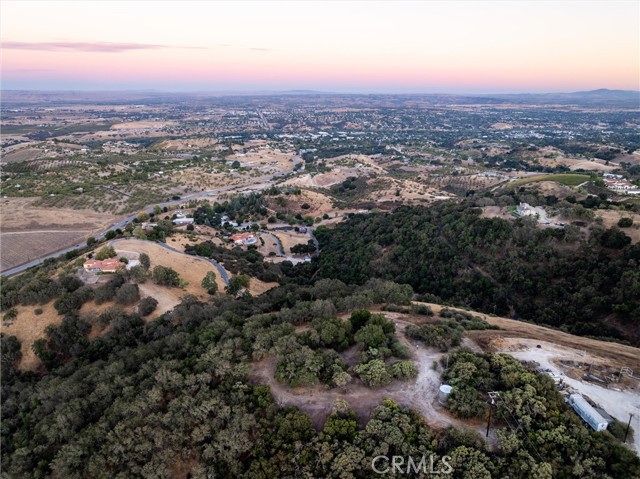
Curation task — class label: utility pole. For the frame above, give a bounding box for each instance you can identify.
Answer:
[486,399,493,437]
[624,413,634,443]
[486,392,500,438]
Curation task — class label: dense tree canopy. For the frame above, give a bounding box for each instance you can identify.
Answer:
[316,203,640,344]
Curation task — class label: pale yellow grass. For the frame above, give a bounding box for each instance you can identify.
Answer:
[2,301,60,371]
[113,239,228,301]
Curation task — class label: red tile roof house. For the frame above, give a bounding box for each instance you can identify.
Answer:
[83,258,124,273]
[230,232,257,246]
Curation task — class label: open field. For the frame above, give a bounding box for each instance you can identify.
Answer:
[1,147,42,164]
[508,173,591,188]
[0,197,118,272]
[0,197,118,232]
[0,231,86,271]
[535,155,616,172]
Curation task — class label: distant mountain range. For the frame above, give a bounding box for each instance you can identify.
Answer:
[471,89,640,108]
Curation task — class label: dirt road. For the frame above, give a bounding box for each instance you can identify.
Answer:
[250,318,489,440]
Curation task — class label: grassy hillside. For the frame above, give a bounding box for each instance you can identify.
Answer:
[508,173,591,188]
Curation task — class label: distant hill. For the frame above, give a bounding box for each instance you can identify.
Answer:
[473,89,640,108]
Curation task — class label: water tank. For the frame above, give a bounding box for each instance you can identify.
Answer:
[438,385,453,405]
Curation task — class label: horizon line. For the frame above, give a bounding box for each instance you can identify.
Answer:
[2,87,639,96]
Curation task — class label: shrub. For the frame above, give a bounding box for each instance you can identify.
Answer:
[618,217,634,228]
[139,253,151,270]
[138,297,158,317]
[354,359,392,387]
[128,265,148,283]
[410,303,434,316]
[115,283,140,305]
[152,265,181,287]
[389,360,419,379]
[201,271,218,294]
[95,246,116,260]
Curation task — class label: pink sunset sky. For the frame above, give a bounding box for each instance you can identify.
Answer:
[1,0,638,93]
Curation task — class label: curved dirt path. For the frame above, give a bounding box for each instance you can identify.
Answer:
[250,318,489,439]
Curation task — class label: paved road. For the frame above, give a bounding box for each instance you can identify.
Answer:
[307,229,320,257]
[262,232,284,256]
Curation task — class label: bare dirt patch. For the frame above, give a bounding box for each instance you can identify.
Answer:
[480,206,515,221]
[492,337,640,454]
[2,301,60,371]
[415,302,640,372]
[0,231,86,271]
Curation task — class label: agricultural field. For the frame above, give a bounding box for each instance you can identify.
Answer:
[508,173,592,188]
[0,231,85,271]
[0,197,117,272]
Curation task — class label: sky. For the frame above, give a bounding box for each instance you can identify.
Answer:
[1,0,639,94]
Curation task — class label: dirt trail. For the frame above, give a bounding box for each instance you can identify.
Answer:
[250,318,488,439]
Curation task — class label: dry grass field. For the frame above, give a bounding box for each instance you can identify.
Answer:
[1,147,43,164]
[270,230,310,254]
[1,197,117,231]
[595,209,640,244]
[2,301,61,371]
[0,197,118,271]
[112,239,227,303]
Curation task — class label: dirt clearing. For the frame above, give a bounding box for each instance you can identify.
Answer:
[2,301,60,371]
